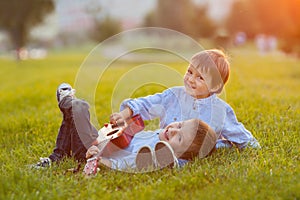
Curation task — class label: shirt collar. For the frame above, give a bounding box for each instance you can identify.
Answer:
[192,93,217,104]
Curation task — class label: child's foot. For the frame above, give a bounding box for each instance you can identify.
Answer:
[32,157,51,169]
[135,145,155,171]
[154,141,178,169]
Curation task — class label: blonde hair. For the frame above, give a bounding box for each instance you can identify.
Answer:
[190,49,230,93]
[179,119,217,160]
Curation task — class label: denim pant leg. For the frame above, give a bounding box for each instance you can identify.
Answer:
[69,119,89,162]
[70,99,98,162]
[49,97,98,162]
[49,97,73,162]
[49,119,72,162]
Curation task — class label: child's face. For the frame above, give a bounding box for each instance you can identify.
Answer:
[159,119,197,157]
[184,65,210,98]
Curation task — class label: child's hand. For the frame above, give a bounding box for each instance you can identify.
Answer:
[110,107,133,126]
[86,145,100,158]
[110,112,125,127]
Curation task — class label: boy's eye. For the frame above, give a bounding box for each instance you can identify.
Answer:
[197,75,204,81]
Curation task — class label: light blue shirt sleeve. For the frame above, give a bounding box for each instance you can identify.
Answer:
[120,87,188,128]
[218,105,260,149]
[120,89,172,121]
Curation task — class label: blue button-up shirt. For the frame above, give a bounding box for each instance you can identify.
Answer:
[121,86,260,149]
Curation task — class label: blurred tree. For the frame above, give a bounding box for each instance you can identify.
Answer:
[144,11,156,27]
[90,16,122,43]
[155,0,193,34]
[143,0,216,39]
[225,0,259,38]
[276,0,300,55]
[190,5,217,38]
[0,0,54,60]
[252,0,297,36]
[144,0,194,34]
[225,0,300,55]
[86,3,121,43]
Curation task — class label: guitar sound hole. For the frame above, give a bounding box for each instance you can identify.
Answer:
[107,129,120,136]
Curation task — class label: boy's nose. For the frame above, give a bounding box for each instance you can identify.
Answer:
[169,129,177,137]
[188,76,195,83]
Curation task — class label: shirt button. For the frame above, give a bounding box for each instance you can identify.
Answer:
[174,118,177,121]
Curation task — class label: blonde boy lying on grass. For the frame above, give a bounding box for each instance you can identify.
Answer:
[85,118,217,171]
[34,83,216,172]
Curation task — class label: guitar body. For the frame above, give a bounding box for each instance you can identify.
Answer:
[110,114,144,148]
[83,115,144,175]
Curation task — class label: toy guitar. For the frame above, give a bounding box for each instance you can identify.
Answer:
[83,114,144,175]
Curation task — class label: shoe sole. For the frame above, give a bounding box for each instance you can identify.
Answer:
[154,142,175,169]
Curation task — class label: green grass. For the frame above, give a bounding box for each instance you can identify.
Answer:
[0,45,299,200]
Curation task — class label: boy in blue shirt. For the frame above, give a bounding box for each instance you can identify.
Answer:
[110,49,260,150]
[86,118,217,171]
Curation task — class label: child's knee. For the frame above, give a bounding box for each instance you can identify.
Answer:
[72,99,89,114]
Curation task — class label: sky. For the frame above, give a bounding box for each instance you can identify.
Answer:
[31,0,233,40]
[96,0,233,23]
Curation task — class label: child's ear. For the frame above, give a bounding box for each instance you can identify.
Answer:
[208,82,223,94]
[204,74,224,94]
[200,65,224,94]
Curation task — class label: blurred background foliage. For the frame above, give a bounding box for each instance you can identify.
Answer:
[226,0,300,55]
[0,0,300,60]
[0,0,54,60]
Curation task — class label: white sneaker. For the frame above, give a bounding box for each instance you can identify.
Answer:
[154,141,178,169]
[56,83,75,102]
[135,145,155,171]
[32,157,51,169]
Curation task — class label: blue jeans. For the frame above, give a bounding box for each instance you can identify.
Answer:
[49,96,98,162]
